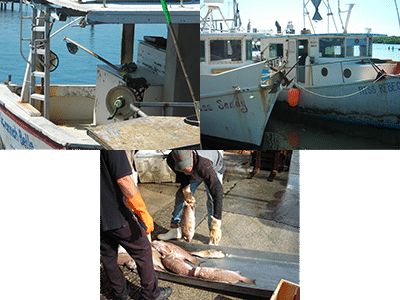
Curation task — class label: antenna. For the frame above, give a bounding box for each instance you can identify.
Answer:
[395,0,400,31]
[303,0,316,33]
[322,0,338,33]
[338,1,355,33]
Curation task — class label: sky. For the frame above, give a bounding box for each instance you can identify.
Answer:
[201,0,400,36]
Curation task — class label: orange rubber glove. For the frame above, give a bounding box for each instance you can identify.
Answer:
[125,194,154,234]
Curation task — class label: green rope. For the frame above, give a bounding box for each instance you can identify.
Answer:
[160,0,171,24]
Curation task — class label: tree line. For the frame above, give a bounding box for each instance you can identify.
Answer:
[373,36,400,44]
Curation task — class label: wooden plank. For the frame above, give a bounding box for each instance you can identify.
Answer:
[87,116,200,150]
[270,279,299,300]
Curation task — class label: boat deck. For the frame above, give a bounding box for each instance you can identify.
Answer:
[57,123,95,142]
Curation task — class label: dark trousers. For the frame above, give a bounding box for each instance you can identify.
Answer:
[101,216,159,300]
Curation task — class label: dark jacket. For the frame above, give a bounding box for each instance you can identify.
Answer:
[167,150,225,219]
[100,150,133,231]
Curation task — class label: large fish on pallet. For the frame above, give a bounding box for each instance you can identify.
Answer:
[190,249,225,259]
[193,267,256,285]
[117,248,166,271]
[152,240,203,266]
[152,247,166,271]
[161,252,195,277]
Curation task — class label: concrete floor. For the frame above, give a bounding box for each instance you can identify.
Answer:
[100,151,299,300]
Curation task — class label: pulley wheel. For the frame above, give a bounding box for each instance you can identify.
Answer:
[35,50,59,72]
[106,86,138,120]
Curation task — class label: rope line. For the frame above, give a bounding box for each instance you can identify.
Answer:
[294,73,386,99]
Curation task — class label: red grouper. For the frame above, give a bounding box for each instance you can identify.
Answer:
[181,185,196,242]
[152,240,203,266]
[193,267,256,285]
[161,252,195,277]
[152,247,166,271]
[180,202,195,242]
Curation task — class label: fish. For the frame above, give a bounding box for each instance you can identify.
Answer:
[193,267,256,285]
[161,253,195,277]
[152,247,166,271]
[190,249,225,259]
[125,260,137,270]
[118,248,166,271]
[152,240,203,266]
[180,202,195,242]
[117,252,134,265]
[117,252,137,270]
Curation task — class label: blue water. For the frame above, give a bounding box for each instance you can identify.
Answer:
[373,43,400,61]
[0,3,167,85]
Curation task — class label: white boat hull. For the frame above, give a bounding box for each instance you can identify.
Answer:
[200,61,281,146]
[0,104,58,149]
[0,84,100,149]
[277,76,400,129]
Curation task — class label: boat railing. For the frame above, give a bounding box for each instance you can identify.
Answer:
[293,57,382,86]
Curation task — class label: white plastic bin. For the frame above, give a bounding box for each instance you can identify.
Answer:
[134,150,176,183]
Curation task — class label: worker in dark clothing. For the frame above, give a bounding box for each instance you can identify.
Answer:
[158,150,225,245]
[100,150,172,300]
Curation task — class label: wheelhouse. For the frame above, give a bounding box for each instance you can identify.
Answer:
[200,32,266,75]
[259,33,383,67]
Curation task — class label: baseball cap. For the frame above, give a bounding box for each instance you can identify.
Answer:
[171,150,192,171]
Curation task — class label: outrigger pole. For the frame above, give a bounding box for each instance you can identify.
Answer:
[303,0,316,33]
[395,0,400,32]
[160,0,200,123]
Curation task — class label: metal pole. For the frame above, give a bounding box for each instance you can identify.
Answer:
[160,0,200,123]
[64,36,125,76]
[395,0,400,31]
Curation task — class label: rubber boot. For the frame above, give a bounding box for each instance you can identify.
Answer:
[157,227,182,240]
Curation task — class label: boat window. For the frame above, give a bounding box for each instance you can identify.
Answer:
[346,38,368,57]
[246,40,253,60]
[269,43,284,58]
[319,38,345,58]
[200,41,205,62]
[210,39,242,62]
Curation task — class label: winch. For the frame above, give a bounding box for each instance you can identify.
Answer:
[105,77,149,120]
[93,62,163,126]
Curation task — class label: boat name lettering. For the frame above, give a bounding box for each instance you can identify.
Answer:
[0,116,34,149]
[216,99,248,113]
[378,82,400,94]
[357,85,376,95]
[200,104,213,112]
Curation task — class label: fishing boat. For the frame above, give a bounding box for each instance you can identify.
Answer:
[259,1,400,129]
[199,0,286,148]
[0,0,200,149]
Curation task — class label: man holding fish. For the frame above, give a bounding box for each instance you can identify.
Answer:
[158,150,225,245]
[100,150,172,300]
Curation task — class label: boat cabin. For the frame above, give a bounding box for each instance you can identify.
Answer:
[200,32,269,75]
[259,33,378,65]
[259,33,389,86]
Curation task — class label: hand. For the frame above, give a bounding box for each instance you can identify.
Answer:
[209,216,222,245]
[183,185,196,207]
[125,194,154,234]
